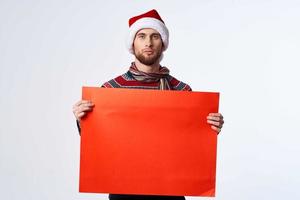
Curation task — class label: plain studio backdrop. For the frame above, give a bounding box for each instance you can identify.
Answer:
[0,0,299,199]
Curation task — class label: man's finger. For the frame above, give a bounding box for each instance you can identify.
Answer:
[207,120,221,127]
[80,102,95,108]
[78,105,94,113]
[75,100,93,107]
[209,113,221,116]
[208,113,223,119]
[207,116,221,121]
[211,125,221,133]
[78,111,85,117]
[77,112,85,120]
[207,117,224,127]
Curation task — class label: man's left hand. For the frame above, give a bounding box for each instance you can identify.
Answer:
[207,113,224,134]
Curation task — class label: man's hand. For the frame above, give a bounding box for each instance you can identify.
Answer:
[207,113,224,134]
[72,100,95,121]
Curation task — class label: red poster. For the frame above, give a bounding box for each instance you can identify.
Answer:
[79,87,219,197]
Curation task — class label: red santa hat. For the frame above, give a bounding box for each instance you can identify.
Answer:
[126,9,169,54]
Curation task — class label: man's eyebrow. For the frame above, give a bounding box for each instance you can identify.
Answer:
[151,33,161,36]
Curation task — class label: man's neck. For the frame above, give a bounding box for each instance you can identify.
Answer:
[134,58,160,73]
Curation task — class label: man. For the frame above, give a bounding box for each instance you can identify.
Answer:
[73,9,224,200]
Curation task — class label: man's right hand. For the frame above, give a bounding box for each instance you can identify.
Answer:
[72,100,95,121]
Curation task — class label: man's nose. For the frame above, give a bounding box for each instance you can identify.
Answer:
[145,37,153,47]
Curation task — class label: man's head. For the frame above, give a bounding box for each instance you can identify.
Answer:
[126,9,169,62]
[133,28,163,65]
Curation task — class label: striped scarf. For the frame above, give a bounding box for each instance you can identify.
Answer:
[128,62,171,90]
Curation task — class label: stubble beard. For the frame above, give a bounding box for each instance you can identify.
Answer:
[134,48,162,66]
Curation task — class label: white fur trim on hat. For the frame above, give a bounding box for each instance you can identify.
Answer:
[126,17,169,54]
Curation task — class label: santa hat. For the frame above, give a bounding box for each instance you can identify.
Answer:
[126,9,169,54]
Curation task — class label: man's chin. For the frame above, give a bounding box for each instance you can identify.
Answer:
[139,59,156,65]
[137,56,155,65]
[135,51,162,65]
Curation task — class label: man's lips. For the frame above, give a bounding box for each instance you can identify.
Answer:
[142,49,154,54]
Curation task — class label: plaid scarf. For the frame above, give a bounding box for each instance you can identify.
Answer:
[128,62,171,90]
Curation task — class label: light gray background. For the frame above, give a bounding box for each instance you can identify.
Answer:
[1,0,299,199]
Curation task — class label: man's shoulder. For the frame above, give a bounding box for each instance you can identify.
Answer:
[167,75,192,91]
[101,72,136,88]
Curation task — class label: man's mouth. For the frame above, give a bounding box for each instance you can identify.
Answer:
[143,49,154,54]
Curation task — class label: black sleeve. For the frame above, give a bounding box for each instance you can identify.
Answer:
[76,120,81,135]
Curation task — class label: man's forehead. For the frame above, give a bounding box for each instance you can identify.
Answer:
[136,28,160,35]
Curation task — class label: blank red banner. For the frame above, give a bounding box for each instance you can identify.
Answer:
[79,87,219,197]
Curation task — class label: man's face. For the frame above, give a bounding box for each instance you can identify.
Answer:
[133,28,163,65]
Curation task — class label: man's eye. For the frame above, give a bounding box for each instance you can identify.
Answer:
[153,35,160,39]
[138,35,145,39]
